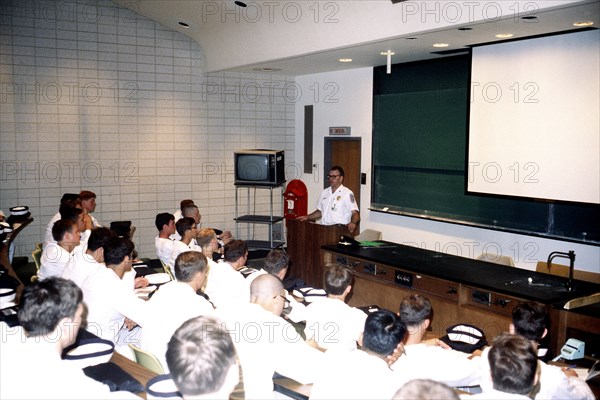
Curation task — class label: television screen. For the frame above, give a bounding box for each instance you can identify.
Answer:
[237,154,269,181]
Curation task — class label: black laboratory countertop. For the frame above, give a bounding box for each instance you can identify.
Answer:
[322,242,600,308]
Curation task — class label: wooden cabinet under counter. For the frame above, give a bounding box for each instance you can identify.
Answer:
[321,243,600,356]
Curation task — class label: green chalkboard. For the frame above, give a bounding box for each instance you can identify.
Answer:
[372,55,599,244]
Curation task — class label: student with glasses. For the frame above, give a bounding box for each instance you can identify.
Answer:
[297,165,360,234]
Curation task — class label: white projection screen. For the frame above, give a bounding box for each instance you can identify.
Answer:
[468,29,599,204]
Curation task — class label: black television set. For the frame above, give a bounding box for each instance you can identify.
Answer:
[234,149,285,186]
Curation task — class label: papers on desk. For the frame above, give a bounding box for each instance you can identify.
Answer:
[135,285,157,300]
[146,273,170,285]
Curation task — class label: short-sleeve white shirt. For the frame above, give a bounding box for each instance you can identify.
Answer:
[39,243,75,280]
[79,267,148,342]
[304,297,366,351]
[204,260,249,309]
[316,184,359,225]
[140,280,214,371]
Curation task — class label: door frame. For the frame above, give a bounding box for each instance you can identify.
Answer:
[324,137,362,209]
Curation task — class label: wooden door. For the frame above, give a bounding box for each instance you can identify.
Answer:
[325,138,361,209]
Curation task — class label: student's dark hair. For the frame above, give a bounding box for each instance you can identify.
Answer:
[180,199,195,211]
[167,316,237,396]
[330,165,345,177]
[512,301,548,342]
[87,227,114,252]
[324,264,353,295]
[18,277,82,336]
[79,190,96,200]
[362,309,406,356]
[176,217,196,237]
[59,205,82,223]
[263,249,289,275]
[155,212,175,231]
[60,193,81,206]
[103,236,135,265]
[399,294,432,327]
[224,240,248,263]
[175,251,208,282]
[52,219,75,242]
[488,334,538,395]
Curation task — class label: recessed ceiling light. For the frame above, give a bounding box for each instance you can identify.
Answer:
[338,58,352,63]
[178,21,190,28]
[458,27,472,31]
[252,67,282,72]
[495,33,514,39]
[573,21,594,27]
[234,1,247,7]
[433,43,449,48]
[380,51,396,55]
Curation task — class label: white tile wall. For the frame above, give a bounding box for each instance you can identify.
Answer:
[0,0,295,260]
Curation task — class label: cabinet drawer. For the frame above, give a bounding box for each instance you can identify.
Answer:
[462,286,522,317]
[412,274,459,302]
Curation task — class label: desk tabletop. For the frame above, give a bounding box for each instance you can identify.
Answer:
[110,352,157,399]
[273,377,312,400]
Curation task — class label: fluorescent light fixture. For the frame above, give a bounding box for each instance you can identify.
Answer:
[495,33,514,38]
[433,43,449,48]
[573,21,594,27]
[381,50,395,74]
[338,58,353,63]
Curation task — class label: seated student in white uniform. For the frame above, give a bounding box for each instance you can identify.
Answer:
[141,251,214,372]
[391,294,480,387]
[57,205,91,248]
[304,264,366,351]
[311,309,408,400]
[245,249,306,323]
[43,193,80,248]
[478,301,594,400]
[166,217,200,275]
[79,236,147,345]
[173,202,233,252]
[0,278,133,399]
[204,239,250,309]
[79,190,102,229]
[38,220,80,280]
[196,227,220,269]
[172,199,193,224]
[62,227,113,288]
[166,316,239,400]
[154,212,176,266]
[218,274,323,399]
[467,334,539,400]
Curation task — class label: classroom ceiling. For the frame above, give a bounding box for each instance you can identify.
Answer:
[113,0,599,76]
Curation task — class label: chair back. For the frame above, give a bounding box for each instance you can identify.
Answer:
[128,344,165,375]
[160,259,175,281]
[31,245,43,282]
[477,252,515,267]
[354,229,382,242]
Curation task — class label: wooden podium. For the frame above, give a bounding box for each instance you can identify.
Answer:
[286,219,349,287]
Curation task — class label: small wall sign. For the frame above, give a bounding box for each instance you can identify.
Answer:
[329,126,351,135]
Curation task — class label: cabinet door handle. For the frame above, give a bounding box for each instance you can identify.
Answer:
[496,299,511,307]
